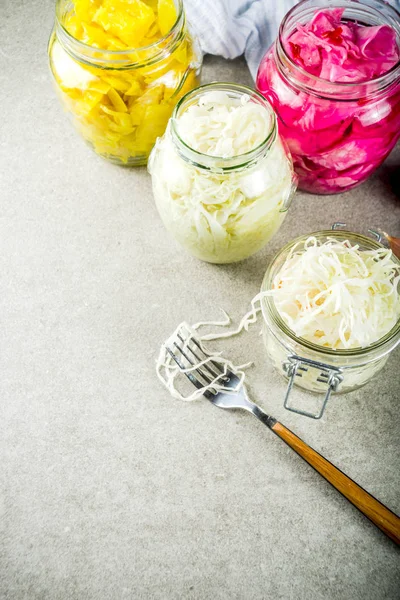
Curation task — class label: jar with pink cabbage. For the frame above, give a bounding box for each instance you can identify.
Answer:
[256,0,400,195]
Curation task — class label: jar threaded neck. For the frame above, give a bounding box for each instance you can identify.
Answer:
[169,82,278,173]
[275,0,400,100]
[54,0,186,69]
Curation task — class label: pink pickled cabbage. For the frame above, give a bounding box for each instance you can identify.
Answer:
[285,8,399,83]
[256,8,400,194]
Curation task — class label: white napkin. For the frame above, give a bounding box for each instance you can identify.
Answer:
[184,0,400,80]
[184,0,298,79]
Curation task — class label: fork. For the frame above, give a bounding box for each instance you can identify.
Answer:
[167,330,400,545]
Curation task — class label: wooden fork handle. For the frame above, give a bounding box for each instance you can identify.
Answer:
[271,421,400,545]
[387,235,400,259]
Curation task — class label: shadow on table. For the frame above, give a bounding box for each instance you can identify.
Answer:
[375,163,400,202]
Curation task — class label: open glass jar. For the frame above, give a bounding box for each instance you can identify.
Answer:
[48,0,202,166]
[261,230,400,419]
[256,0,400,194]
[148,83,297,264]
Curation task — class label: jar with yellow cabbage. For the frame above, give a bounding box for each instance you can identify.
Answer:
[48,0,202,166]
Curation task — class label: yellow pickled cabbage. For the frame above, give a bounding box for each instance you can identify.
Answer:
[50,0,200,164]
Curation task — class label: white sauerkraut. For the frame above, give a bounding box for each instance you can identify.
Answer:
[149,90,295,263]
[267,237,400,350]
[175,90,272,157]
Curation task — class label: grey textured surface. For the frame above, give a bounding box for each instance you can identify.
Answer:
[1,1,400,599]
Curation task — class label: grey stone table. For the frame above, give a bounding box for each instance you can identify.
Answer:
[1,2,399,599]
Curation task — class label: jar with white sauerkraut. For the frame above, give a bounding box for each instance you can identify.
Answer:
[261,230,400,419]
[148,83,297,263]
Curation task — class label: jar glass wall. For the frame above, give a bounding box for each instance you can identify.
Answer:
[256,0,400,194]
[48,0,202,166]
[261,231,400,417]
[148,83,297,264]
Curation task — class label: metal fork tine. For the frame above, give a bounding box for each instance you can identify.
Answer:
[166,345,215,400]
[173,342,213,387]
[190,335,227,372]
[165,346,204,390]
[165,327,254,410]
[180,328,229,379]
[176,332,223,381]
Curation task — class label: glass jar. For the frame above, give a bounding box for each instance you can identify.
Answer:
[48,0,202,166]
[148,83,297,264]
[256,0,400,195]
[261,230,400,419]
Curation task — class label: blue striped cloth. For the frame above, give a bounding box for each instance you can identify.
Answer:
[184,0,400,80]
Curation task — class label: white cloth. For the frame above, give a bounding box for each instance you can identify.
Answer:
[184,0,400,80]
[184,0,298,79]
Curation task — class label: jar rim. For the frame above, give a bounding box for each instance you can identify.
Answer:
[276,0,400,99]
[261,229,400,358]
[54,0,185,68]
[169,82,278,172]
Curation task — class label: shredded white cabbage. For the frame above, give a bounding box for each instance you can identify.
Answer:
[175,91,273,158]
[201,237,400,348]
[268,237,400,349]
[149,90,294,264]
[156,317,252,401]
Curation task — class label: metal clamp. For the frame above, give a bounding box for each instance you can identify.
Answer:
[331,222,391,249]
[331,221,348,232]
[282,355,343,419]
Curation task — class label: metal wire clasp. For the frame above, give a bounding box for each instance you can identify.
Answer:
[331,222,392,250]
[282,355,343,419]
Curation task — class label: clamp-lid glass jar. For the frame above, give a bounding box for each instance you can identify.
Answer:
[261,230,400,419]
[256,0,400,194]
[148,83,297,264]
[48,0,202,166]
